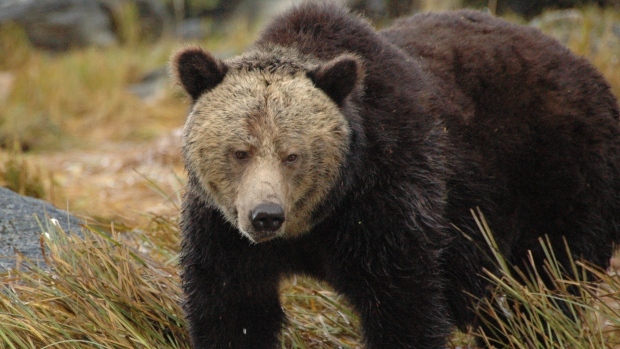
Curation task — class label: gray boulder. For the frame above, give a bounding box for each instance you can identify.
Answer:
[99,0,171,43]
[0,187,83,270]
[0,0,117,50]
[0,0,170,51]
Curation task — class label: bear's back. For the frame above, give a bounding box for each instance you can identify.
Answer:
[381,10,619,127]
[382,10,620,267]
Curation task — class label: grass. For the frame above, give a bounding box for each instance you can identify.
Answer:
[0,3,619,349]
[0,9,253,152]
[280,279,361,348]
[0,140,56,200]
[0,32,184,150]
[0,11,186,151]
[472,209,620,348]
[0,220,363,349]
[0,222,187,349]
[1,211,619,348]
[0,5,618,151]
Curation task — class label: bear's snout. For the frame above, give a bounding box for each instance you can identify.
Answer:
[234,162,289,242]
[250,203,285,233]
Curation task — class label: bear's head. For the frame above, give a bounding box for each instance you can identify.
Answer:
[172,46,362,243]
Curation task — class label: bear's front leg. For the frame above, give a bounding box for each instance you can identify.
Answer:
[338,265,451,348]
[181,196,286,349]
[327,231,452,349]
[182,262,284,349]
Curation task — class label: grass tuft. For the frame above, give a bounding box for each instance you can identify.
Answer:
[0,140,51,199]
[472,208,620,349]
[0,22,32,71]
[280,278,361,348]
[0,28,187,150]
[0,215,363,349]
[0,222,188,349]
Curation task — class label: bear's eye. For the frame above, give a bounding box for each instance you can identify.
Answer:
[234,151,250,160]
[285,154,298,164]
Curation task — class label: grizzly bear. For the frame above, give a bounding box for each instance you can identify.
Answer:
[171,3,620,348]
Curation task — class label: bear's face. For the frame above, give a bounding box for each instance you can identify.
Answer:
[173,47,360,243]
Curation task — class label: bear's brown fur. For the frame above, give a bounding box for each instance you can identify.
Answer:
[172,4,620,348]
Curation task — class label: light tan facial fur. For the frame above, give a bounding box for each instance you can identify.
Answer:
[183,66,351,242]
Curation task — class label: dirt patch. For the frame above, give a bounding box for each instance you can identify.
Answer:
[38,128,184,227]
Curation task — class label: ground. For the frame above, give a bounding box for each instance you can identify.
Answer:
[38,132,184,226]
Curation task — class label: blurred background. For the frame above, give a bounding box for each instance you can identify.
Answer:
[0,0,618,225]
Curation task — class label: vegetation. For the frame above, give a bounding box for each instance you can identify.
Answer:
[0,222,188,349]
[0,3,618,348]
[0,141,50,199]
[473,209,620,349]
[0,23,184,151]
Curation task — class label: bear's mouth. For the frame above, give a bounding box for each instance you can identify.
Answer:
[238,225,285,243]
[247,229,283,243]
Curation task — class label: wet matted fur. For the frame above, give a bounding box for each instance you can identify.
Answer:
[172,3,620,348]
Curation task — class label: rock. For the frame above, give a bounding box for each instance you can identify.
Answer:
[529,8,584,45]
[0,0,117,50]
[126,66,168,103]
[529,8,620,53]
[0,187,83,270]
[0,0,170,51]
[98,0,171,43]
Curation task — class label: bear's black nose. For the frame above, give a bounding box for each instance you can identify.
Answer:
[251,203,285,232]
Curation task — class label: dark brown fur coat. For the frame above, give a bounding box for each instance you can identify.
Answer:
[176,4,620,348]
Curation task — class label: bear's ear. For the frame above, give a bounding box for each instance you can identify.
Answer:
[171,47,228,101]
[308,55,362,106]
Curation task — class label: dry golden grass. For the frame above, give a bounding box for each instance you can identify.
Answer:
[0,37,184,149]
[0,141,51,200]
[0,223,187,349]
[0,4,619,349]
[0,217,367,349]
[472,209,620,349]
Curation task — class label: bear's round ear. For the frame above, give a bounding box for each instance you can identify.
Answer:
[171,47,228,101]
[308,55,363,106]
